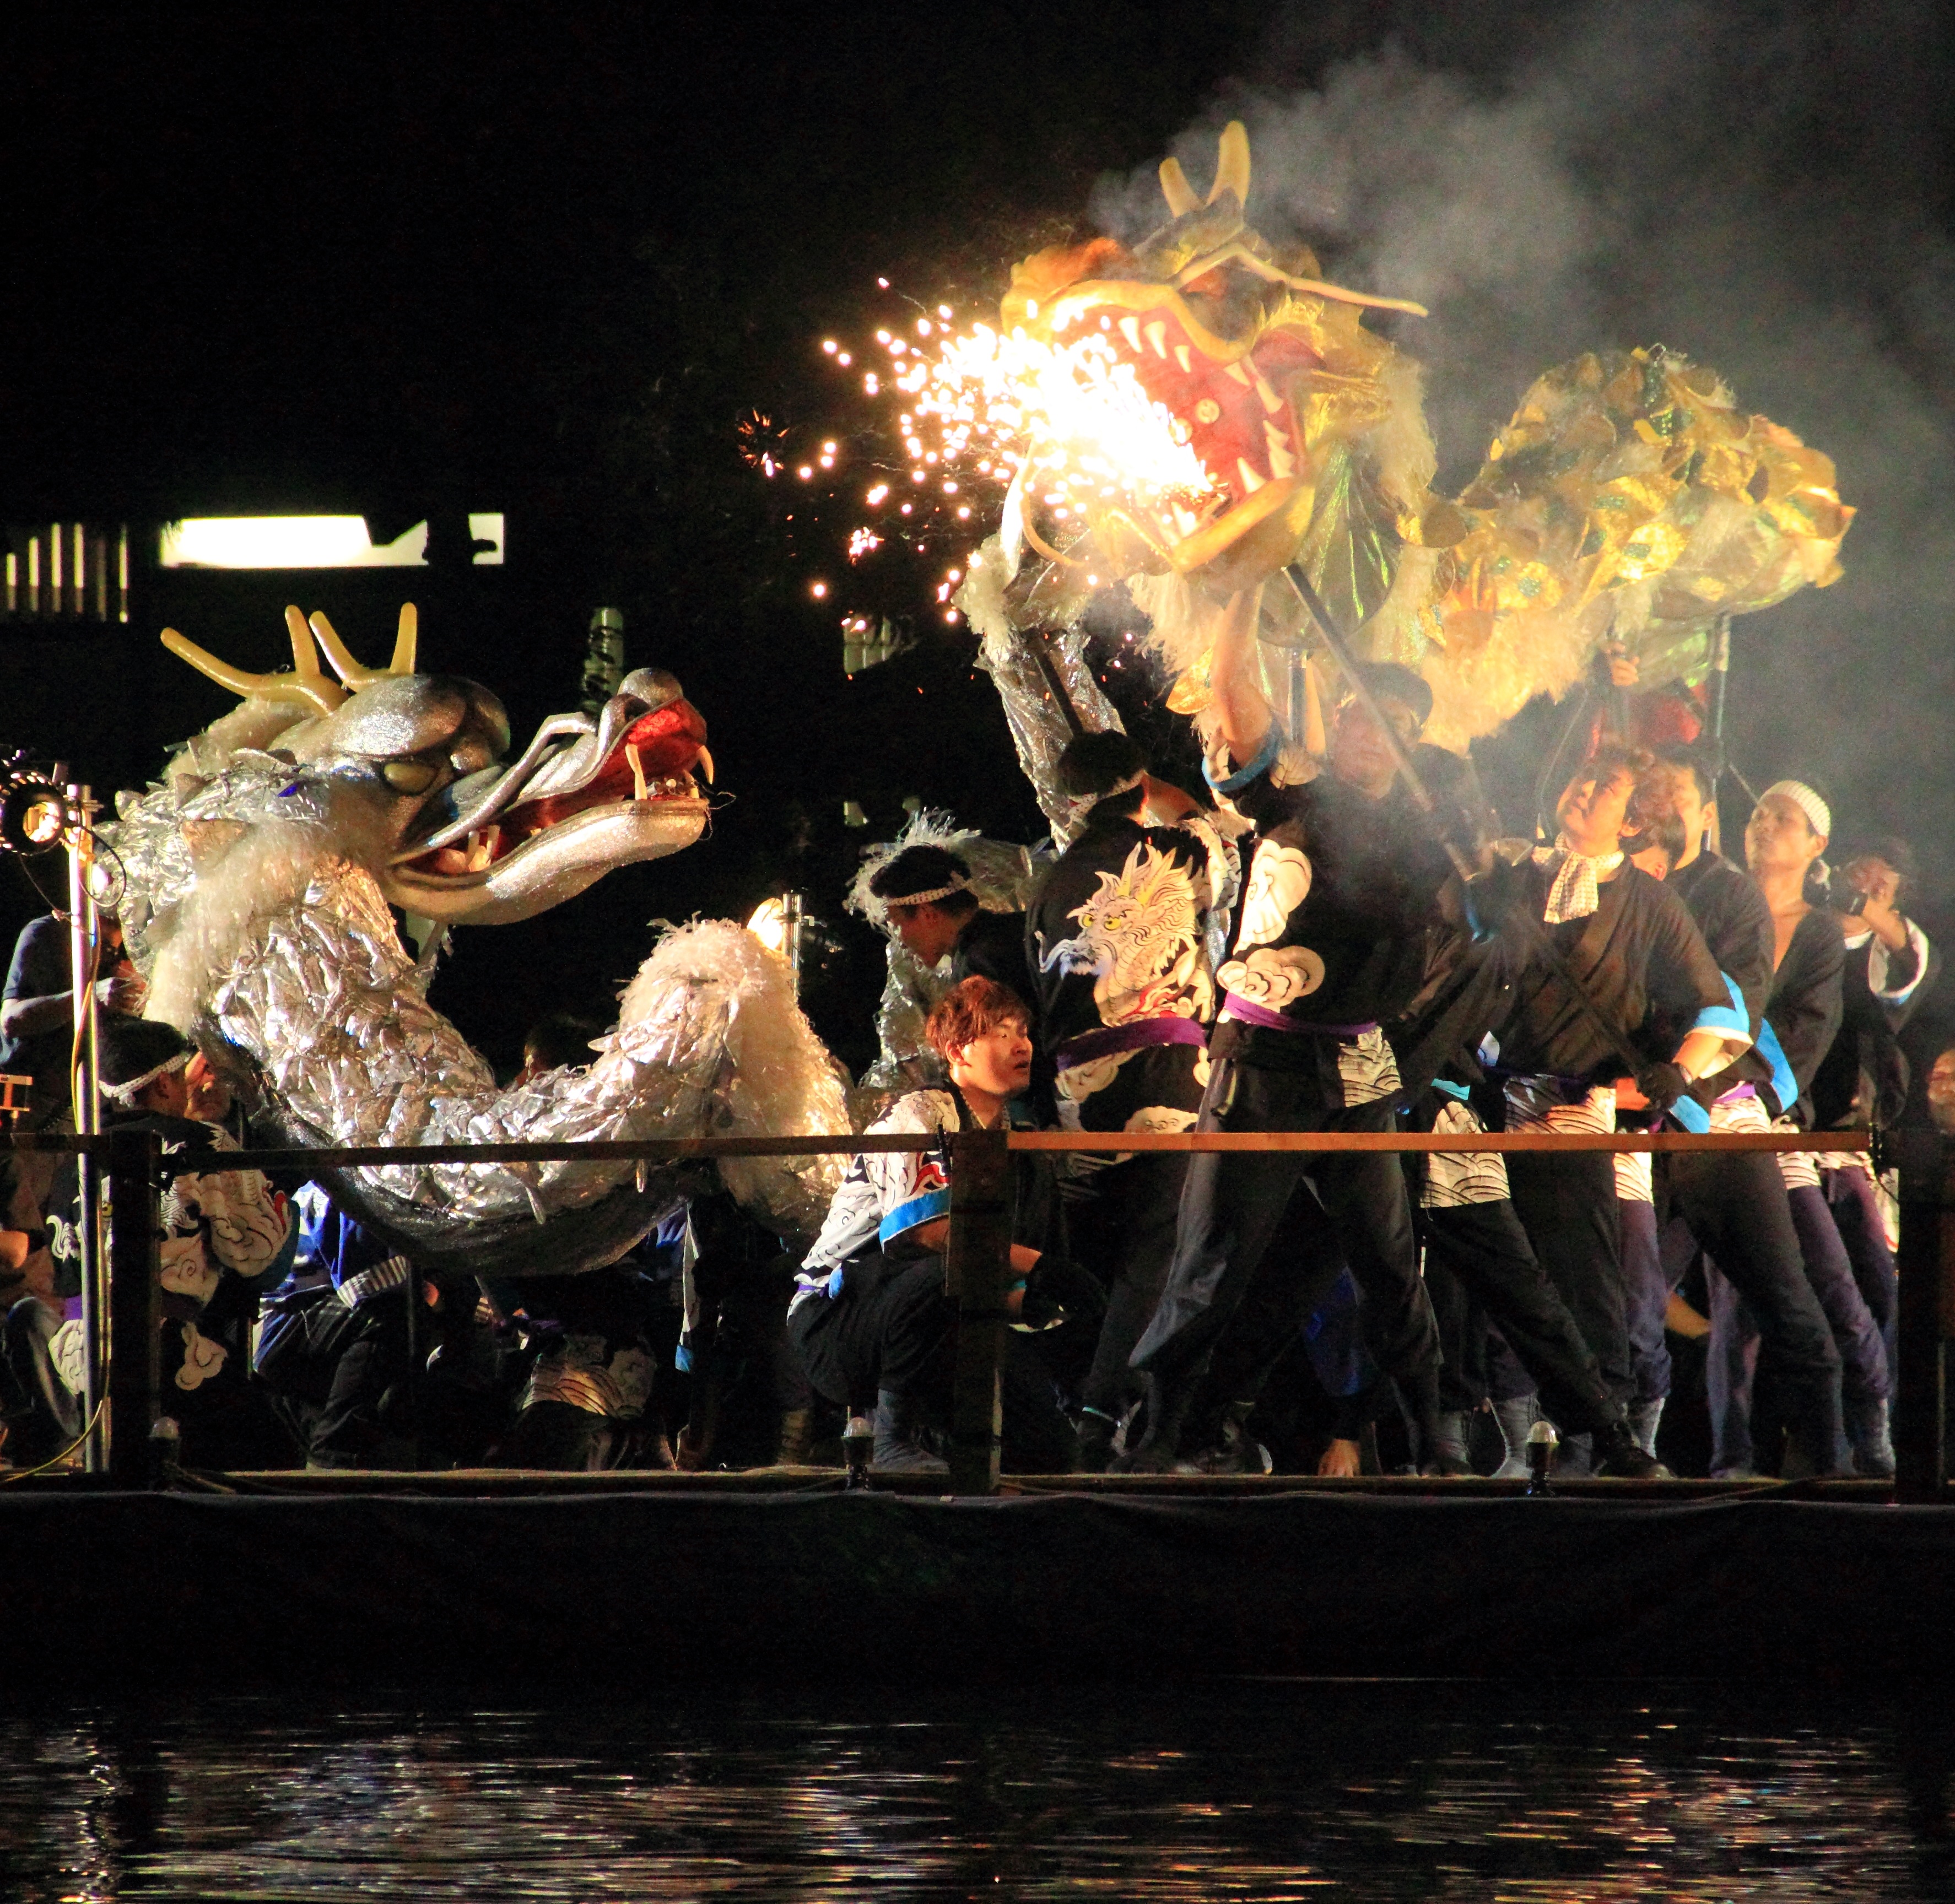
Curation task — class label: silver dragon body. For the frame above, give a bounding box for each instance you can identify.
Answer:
[109,608,847,1276]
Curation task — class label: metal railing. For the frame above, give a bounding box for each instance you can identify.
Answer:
[11,1123,1953,1499]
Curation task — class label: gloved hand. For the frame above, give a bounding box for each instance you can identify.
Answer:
[1632,1061,1692,1115]
[1017,1254,1107,1332]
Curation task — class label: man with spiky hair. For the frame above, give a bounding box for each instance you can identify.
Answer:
[1024,729,1235,1468]
[787,976,1098,1475]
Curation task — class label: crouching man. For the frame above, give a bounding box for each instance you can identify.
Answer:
[11,1018,294,1469]
[787,977,1100,1475]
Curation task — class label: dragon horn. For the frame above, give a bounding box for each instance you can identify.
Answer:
[1159,155,1200,219]
[159,616,347,716]
[1208,120,1250,207]
[308,604,420,689]
[392,603,418,676]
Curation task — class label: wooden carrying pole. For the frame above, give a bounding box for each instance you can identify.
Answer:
[944,1125,1012,1496]
[1894,1130,1953,1500]
[104,1126,161,1487]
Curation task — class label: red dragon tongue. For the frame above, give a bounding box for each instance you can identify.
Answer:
[619,700,708,780]
[1096,306,1317,503]
[498,699,709,841]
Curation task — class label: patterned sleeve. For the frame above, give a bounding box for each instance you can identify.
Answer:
[187,1166,292,1279]
[159,1125,291,1281]
[801,1090,956,1270]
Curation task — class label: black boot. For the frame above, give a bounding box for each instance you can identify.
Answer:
[1594,1417,1673,1480]
[1183,1400,1273,1475]
[872,1388,948,1475]
[1109,1372,1192,1474]
[1846,1394,1896,1479]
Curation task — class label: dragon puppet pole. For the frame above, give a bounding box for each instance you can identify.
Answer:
[1281,564,1662,1095]
[1022,631,1089,740]
[1281,565,1454,858]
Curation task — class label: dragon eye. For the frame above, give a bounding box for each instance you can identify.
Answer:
[381,759,440,795]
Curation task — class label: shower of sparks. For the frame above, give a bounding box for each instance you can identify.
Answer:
[759,284,1222,650]
[899,322,1217,528]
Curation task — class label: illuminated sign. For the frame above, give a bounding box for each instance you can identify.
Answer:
[159,514,505,569]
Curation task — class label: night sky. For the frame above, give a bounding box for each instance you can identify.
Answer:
[3,1,1951,1073]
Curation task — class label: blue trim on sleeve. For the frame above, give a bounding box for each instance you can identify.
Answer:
[1753,1020,1799,1118]
[1690,974,1752,1044]
[1430,1078,1471,1102]
[878,1187,952,1246]
[1203,727,1279,795]
[673,1341,694,1373]
[1668,1094,1711,1135]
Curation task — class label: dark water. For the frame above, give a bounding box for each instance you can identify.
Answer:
[4,1681,1952,1901]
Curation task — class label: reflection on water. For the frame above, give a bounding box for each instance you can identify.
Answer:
[3,1681,1952,1901]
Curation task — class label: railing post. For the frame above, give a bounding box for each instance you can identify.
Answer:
[944,1125,1011,1496]
[1893,1130,1952,1501]
[105,1126,160,1487]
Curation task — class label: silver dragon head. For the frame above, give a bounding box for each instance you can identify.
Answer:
[150,603,713,928]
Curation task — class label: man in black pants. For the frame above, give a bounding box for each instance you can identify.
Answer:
[1488,745,1754,1470]
[1638,751,1851,1473]
[1024,729,1234,1468]
[1120,588,1454,1472]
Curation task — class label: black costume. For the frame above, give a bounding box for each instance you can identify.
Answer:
[951,906,1034,1007]
[1654,852,1850,1470]
[1811,918,1937,1130]
[1127,754,1451,1462]
[1024,794,1225,1449]
[1492,856,1738,1412]
[1704,903,1891,1474]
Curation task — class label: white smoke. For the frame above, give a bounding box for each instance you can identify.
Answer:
[1088,1,1955,870]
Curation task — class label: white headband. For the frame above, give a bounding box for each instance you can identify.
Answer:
[885,880,969,907]
[102,1050,190,1104]
[1759,779,1832,842]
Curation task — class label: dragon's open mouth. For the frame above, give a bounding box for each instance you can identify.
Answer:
[385,668,712,922]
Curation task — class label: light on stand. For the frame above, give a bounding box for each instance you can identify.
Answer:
[0,773,75,854]
[745,891,807,997]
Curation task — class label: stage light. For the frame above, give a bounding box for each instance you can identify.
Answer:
[0,774,73,854]
[746,896,790,956]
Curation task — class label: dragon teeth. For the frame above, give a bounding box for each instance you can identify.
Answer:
[1236,457,1267,494]
[696,745,715,784]
[1265,421,1297,480]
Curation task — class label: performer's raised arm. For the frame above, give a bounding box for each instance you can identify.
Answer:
[1206,585,1272,775]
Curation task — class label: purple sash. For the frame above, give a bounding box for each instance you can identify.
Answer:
[1220,993,1378,1038]
[1053,1015,1208,1072]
